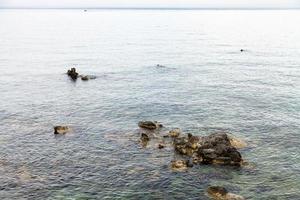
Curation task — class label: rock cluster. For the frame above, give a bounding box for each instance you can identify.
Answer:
[66,68,96,81]
[137,121,246,168]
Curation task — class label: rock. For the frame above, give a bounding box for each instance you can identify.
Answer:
[229,136,247,149]
[140,133,150,142]
[196,133,243,165]
[207,186,245,200]
[174,132,243,166]
[156,64,165,68]
[170,160,192,171]
[80,75,97,81]
[158,143,165,149]
[54,126,70,134]
[169,128,181,137]
[67,68,78,80]
[81,76,89,81]
[187,133,200,149]
[138,121,162,130]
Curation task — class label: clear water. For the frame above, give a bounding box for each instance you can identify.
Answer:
[0,9,300,199]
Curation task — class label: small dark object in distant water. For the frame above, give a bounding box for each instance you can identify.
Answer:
[240,49,244,52]
[67,68,78,80]
[54,126,70,134]
[158,143,165,149]
[80,75,97,81]
[207,186,245,200]
[84,10,87,12]
[156,64,166,68]
[138,121,162,130]
[81,76,88,81]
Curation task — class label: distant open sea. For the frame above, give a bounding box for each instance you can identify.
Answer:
[0,9,300,199]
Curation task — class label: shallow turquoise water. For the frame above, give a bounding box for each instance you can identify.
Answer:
[0,9,300,199]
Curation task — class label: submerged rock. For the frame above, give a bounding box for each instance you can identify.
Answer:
[54,126,70,134]
[170,160,193,171]
[67,68,78,80]
[80,75,97,81]
[138,121,162,130]
[207,186,245,200]
[169,128,181,137]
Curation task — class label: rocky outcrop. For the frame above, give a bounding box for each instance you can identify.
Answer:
[67,68,78,80]
[136,122,245,167]
[174,133,243,166]
[207,186,245,200]
[54,126,70,134]
[67,68,96,81]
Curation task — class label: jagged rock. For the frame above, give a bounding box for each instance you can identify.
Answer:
[196,133,242,165]
[138,121,162,130]
[174,132,243,166]
[207,186,245,200]
[169,128,181,137]
[54,126,70,134]
[67,68,78,80]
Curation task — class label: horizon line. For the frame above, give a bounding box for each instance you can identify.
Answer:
[1,7,300,10]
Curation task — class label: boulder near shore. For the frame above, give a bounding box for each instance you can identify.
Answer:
[136,121,246,167]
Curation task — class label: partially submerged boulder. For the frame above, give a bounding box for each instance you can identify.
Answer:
[67,68,78,80]
[138,121,162,130]
[207,186,245,200]
[67,68,96,81]
[54,126,70,134]
[80,75,97,81]
[195,133,242,166]
[170,160,193,171]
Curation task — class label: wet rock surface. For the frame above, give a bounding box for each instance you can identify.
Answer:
[136,122,246,168]
[207,186,245,200]
[54,126,70,134]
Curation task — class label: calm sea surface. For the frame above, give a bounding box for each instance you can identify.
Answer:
[0,9,300,199]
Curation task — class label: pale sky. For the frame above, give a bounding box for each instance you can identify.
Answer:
[0,0,299,8]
